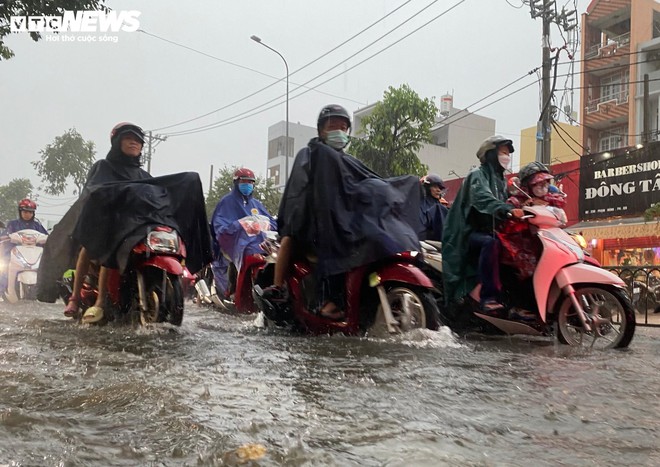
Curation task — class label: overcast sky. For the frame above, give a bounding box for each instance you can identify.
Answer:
[1,0,590,222]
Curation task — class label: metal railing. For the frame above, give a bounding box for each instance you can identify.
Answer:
[605,266,660,327]
[584,32,631,59]
[586,90,629,113]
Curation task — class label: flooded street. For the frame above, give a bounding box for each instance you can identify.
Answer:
[1,300,659,466]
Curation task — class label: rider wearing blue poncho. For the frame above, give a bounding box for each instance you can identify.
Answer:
[211,168,276,296]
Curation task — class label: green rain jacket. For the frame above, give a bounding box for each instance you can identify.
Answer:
[441,162,514,304]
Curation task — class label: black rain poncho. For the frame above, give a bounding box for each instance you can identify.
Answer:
[37,146,152,302]
[277,138,422,278]
[72,172,213,274]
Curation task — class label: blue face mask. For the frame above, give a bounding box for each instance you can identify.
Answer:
[238,183,254,196]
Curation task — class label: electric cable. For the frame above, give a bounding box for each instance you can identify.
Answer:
[162,0,468,137]
[146,0,415,132]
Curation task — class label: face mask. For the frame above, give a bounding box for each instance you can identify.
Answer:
[325,130,350,149]
[238,183,254,196]
[532,184,548,198]
[497,153,511,170]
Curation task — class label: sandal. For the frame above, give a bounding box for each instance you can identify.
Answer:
[82,306,104,324]
[64,295,80,318]
[319,302,345,322]
[480,300,505,317]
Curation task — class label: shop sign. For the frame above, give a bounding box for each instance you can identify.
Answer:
[580,143,660,220]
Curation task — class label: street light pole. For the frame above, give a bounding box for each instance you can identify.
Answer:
[251,35,289,186]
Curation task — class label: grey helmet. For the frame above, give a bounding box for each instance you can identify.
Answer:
[518,161,550,186]
[476,135,514,163]
[421,173,446,189]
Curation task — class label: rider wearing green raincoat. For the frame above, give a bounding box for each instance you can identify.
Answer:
[442,135,524,311]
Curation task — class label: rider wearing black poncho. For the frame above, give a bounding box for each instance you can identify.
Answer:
[273,105,421,319]
[37,123,212,307]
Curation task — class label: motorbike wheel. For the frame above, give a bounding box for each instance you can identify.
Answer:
[556,285,635,349]
[368,285,440,336]
[142,268,184,326]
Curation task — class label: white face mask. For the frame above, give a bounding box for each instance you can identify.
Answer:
[325,130,350,150]
[532,184,549,197]
[497,153,511,170]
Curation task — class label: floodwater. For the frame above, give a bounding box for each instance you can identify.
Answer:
[1,300,658,466]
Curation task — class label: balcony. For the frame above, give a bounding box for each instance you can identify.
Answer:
[586,90,629,113]
[584,32,631,59]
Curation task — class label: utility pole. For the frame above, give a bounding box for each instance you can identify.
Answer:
[643,74,650,144]
[540,7,551,165]
[209,164,214,195]
[145,130,167,174]
[529,0,577,165]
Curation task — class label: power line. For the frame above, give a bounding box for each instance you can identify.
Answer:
[139,30,366,131]
[161,0,468,137]
[145,0,415,132]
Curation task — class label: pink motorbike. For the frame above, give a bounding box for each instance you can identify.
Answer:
[423,205,636,349]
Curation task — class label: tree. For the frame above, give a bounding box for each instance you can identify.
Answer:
[0,0,108,60]
[0,178,33,223]
[351,84,437,177]
[643,202,660,222]
[205,165,282,219]
[32,128,96,196]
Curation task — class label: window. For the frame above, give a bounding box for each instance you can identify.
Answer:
[598,128,626,152]
[600,72,628,103]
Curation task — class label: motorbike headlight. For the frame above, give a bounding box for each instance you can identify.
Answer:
[147,230,180,254]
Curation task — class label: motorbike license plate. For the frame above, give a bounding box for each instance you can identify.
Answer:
[633,287,640,294]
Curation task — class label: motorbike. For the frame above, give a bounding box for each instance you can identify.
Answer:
[195,215,274,314]
[3,229,48,303]
[421,205,636,349]
[632,274,660,315]
[74,225,187,326]
[253,233,441,336]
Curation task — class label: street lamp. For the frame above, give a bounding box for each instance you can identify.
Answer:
[251,35,290,186]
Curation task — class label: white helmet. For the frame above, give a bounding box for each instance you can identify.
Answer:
[476,135,514,163]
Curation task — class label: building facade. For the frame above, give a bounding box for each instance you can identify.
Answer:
[266,121,317,189]
[519,122,582,167]
[574,0,660,267]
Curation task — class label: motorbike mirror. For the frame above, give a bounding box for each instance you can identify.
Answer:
[509,177,532,200]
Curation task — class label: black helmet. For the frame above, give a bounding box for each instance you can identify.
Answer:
[317,104,352,133]
[110,122,145,146]
[518,161,550,186]
[476,135,514,163]
[421,173,446,189]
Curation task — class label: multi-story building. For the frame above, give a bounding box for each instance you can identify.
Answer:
[572,0,660,267]
[580,0,660,152]
[266,120,317,188]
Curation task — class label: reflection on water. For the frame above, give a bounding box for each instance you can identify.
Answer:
[0,300,659,466]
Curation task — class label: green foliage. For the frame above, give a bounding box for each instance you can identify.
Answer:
[643,202,660,222]
[0,178,33,224]
[32,128,96,196]
[351,84,436,177]
[205,165,282,219]
[0,0,108,60]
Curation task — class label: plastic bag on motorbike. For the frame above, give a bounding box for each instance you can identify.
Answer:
[238,215,272,237]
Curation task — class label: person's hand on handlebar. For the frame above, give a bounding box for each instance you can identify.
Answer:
[509,208,525,219]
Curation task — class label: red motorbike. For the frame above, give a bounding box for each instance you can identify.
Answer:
[253,233,441,336]
[77,226,187,326]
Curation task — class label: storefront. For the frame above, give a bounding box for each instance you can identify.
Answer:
[571,142,660,266]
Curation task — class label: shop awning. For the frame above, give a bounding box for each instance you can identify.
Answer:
[568,218,660,240]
